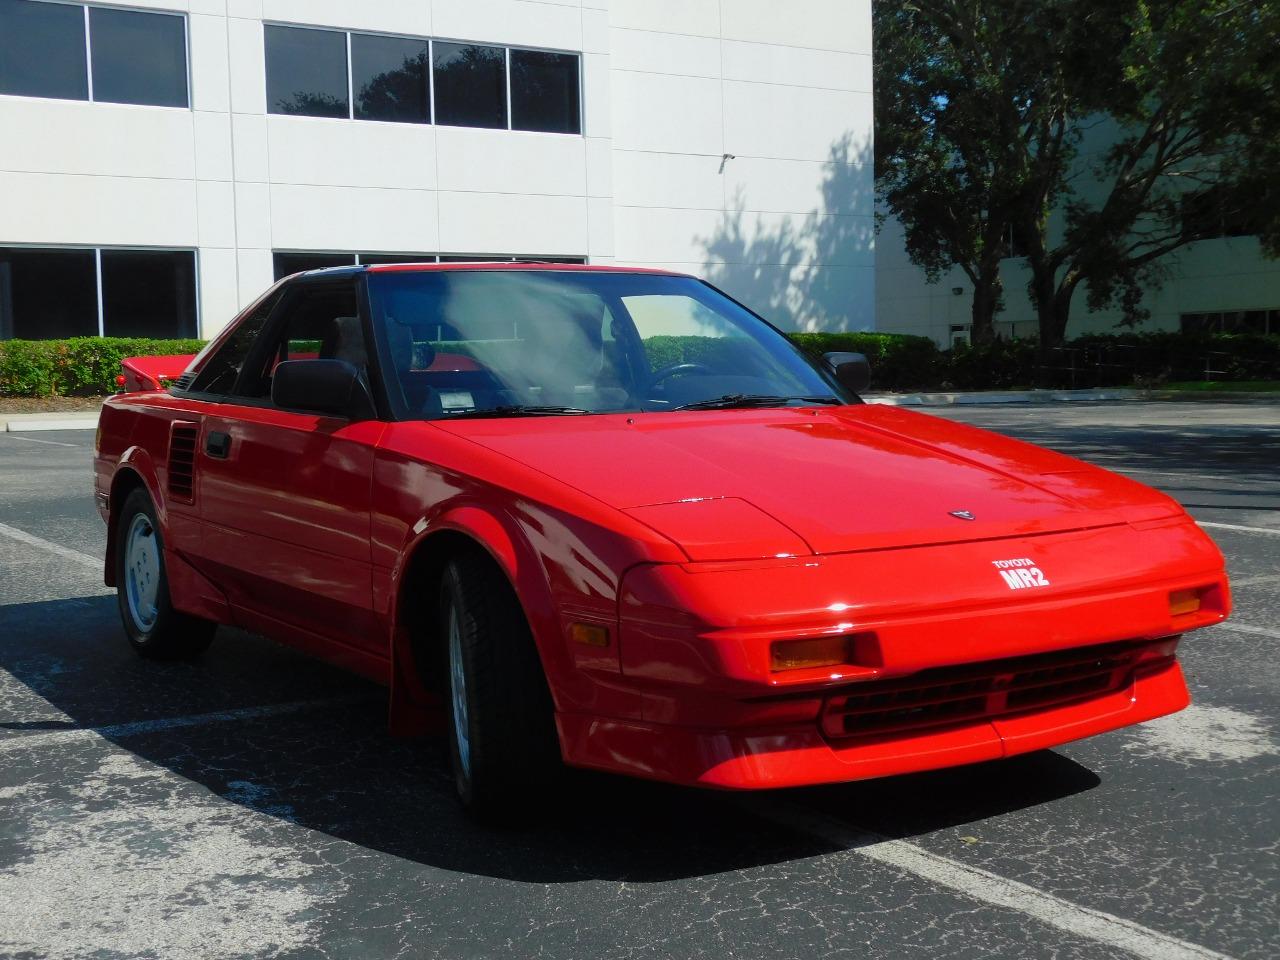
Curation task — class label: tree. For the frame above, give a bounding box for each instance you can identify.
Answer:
[873,0,1280,353]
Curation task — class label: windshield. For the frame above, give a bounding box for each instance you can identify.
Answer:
[366,270,849,419]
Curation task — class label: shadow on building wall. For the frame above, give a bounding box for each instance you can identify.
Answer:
[697,133,875,333]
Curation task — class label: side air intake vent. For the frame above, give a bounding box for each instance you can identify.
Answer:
[171,372,197,390]
[167,421,198,503]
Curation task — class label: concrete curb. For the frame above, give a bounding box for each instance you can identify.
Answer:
[3,412,101,432]
[865,388,1280,407]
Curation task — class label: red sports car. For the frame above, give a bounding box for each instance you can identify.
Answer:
[95,263,1230,813]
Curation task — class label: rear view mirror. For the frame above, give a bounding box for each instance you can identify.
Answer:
[823,352,871,394]
[271,359,367,417]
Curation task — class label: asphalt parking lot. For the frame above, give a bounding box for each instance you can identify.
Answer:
[1,400,1277,960]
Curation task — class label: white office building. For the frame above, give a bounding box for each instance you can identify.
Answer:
[0,0,874,341]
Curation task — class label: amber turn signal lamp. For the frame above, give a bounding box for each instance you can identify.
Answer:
[1169,588,1204,617]
[770,635,855,671]
[570,622,610,647]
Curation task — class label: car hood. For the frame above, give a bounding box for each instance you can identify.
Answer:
[434,405,1183,560]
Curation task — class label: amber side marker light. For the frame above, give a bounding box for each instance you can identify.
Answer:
[1169,588,1207,617]
[571,622,610,647]
[770,635,858,672]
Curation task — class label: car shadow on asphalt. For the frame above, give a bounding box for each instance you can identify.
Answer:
[2,595,1100,884]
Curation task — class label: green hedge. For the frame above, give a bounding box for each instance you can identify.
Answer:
[2,331,1277,397]
[0,337,206,397]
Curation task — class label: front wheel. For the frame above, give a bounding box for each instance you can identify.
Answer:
[439,549,562,817]
[115,488,215,660]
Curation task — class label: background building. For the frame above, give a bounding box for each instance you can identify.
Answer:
[0,0,874,341]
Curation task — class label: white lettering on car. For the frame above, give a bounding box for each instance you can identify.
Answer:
[992,558,1050,590]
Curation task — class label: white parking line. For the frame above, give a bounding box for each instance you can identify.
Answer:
[0,697,364,755]
[1216,622,1280,641]
[0,434,79,447]
[1227,573,1280,588]
[750,800,1238,960]
[1197,521,1280,537]
[0,520,100,570]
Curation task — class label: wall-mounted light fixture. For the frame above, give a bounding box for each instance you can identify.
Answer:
[951,286,965,296]
[719,153,736,173]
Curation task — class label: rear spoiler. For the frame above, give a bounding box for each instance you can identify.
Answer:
[117,355,197,393]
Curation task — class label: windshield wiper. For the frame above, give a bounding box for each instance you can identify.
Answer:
[674,394,843,411]
[442,404,593,419]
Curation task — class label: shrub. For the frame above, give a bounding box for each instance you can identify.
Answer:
[0,337,206,397]
[787,332,941,391]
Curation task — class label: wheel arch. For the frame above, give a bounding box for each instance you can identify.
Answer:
[387,506,561,736]
[103,453,161,587]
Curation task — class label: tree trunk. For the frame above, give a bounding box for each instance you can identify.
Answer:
[1029,262,1079,385]
[969,271,1002,345]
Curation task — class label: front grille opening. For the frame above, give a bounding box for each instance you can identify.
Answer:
[821,640,1153,741]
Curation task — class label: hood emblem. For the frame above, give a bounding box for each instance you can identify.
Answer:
[949,509,976,521]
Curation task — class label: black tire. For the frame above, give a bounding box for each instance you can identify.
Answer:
[438,547,562,818]
[114,487,215,660]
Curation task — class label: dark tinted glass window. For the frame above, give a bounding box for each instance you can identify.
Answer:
[89,7,188,107]
[190,289,281,394]
[358,253,436,265]
[100,250,196,338]
[273,252,356,280]
[510,50,579,134]
[352,33,429,123]
[438,254,510,262]
[0,247,97,339]
[238,283,360,399]
[0,0,87,101]
[265,25,348,118]
[432,42,505,129]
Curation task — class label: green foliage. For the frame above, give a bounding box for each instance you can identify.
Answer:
[0,337,206,397]
[873,0,1280,347]
[787,332,940,391]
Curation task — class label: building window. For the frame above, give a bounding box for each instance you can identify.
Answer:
[0,0,87,101]
[265,24,349,118]
[100,250,197,338]
[510,49,580,134]
[352,33,430,124]
[1181,186,1263,241]
[432,42,506,129]
[262,23,581,133]
[0,246,196,340]
[0,0,188,108]
[88,6,188,108]
[0,247,97,339]
[1180,310,1278,335]
[273,252,356,279]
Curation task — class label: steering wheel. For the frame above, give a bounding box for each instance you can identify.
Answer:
[647,362,712,391]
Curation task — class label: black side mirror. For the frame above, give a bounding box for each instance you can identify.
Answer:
[823,351,871,394]
[271,359,368,417]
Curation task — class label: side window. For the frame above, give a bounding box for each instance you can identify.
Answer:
[189,290,282,395]
[236,283,364,402]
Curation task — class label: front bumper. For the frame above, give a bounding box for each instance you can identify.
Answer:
[557,516,1226,788]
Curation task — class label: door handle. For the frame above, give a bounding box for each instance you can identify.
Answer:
[205,431,232,459]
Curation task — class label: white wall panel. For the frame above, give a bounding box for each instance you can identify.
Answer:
[609,0,719,38]
[0,172,197,247]
[724,156,872,217]
[196,180,237,248]
[236,248,275,304]
[267,118,437,190]
[436,128,584,196]
[264,0,433,37]
[609,71,721,155]
[0,99,195,179]
[193,112,234,180]
[196,246,241,337]
[612,151,723,210]
[189,14,232,113]
[231,114,269,182]
[720,0,872,55]
[431,0,581,50]
[226,16,266,114]
[723,82,871,162]
[270,185,440,252]
[721,42,870,93]
[233,181,272,249]
[610,29,720,79]
[437,192,586,254]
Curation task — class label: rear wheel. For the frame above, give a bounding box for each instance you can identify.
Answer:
[115,488,215,660]
[438,548,562,817]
